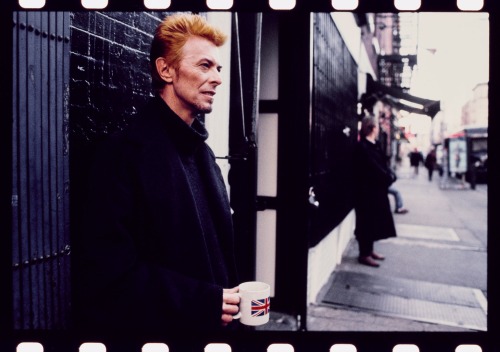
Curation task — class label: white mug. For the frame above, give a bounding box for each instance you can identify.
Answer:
[233,281,271,326]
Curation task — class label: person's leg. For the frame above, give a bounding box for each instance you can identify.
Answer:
[357,239,379,267]
[388,187,396,211]
[388,187,403,210]
[390,187,408,213]
[358,239,373,257]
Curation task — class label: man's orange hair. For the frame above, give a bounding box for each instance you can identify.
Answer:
[150,13,228,92]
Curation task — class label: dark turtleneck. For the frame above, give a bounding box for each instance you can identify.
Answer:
[153,96,229,288]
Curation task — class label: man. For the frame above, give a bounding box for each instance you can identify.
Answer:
[353,116,397,267]
[425,147,437,181]
[409,147,424,176]
[74,13,240,332]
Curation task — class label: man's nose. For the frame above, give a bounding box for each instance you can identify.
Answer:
[211,69,222,86]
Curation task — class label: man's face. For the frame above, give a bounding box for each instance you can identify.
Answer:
[169,36,222,117]
[373,123,380,139]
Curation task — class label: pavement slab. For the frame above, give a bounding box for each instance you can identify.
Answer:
[320,270,487,331]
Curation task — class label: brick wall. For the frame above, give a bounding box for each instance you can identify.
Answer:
[69,11,169,143]
[68,13,169,316]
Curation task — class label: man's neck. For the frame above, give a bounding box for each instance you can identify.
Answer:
[158,90,195,126]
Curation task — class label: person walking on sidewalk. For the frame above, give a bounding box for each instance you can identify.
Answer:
[409,147,424,176]
[353,115,398,267]
[424,147,437,181]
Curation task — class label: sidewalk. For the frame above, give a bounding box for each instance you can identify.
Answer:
[305,162,488,331]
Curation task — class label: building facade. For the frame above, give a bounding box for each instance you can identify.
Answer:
[461,82,488,127]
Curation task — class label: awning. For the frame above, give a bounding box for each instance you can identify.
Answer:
[366,74,441,118]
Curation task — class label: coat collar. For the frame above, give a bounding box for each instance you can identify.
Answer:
[149,95,209,154]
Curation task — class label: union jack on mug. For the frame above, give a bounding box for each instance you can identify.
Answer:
[251,297,270,317]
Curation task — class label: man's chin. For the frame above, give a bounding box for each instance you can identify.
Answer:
[191,101,214,116]
[198,106,213,115]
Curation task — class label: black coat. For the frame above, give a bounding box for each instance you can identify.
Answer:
[353,138,397,242]
[74,96,238,333]
[410,151,424,166]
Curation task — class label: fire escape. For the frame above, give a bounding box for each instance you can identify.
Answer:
[376,13,418,92]
[366,13,440,162]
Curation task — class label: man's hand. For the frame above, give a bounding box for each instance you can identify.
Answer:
[221,286,240,326]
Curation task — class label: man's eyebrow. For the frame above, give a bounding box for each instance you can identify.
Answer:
[200,57,222,70]
[202,57,217,64]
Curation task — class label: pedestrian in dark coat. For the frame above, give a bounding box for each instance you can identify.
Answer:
[409,147,424,176]
[353,115,397,267]
[73,14,240,333]
[424,148,437,181]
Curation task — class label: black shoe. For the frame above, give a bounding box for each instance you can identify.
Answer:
[358,256,380,267]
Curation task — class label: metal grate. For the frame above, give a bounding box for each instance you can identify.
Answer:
[322,271,487,331]
[12,11,71,330]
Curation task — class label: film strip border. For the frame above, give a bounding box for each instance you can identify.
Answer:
[1,0,498,351]
[1,332,496,352]
[2,0,495,12]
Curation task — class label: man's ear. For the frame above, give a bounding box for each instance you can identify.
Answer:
[155,57,174,83]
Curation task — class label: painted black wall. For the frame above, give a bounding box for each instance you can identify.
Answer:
[69,12,167,143]
[309,13,359,248]
[68,11,168,328]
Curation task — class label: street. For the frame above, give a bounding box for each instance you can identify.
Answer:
[307,161,487,331]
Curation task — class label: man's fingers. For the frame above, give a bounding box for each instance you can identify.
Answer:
[223,292,240,305]
[221,313,233,326]
[221,287,240,326]
[223,286,239,294]
[222,302,239,315]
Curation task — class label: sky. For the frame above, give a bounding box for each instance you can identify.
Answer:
[409,12,489,131]
[396,12,489,149]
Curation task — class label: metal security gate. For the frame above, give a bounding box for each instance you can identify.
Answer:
[12,11,71,330]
